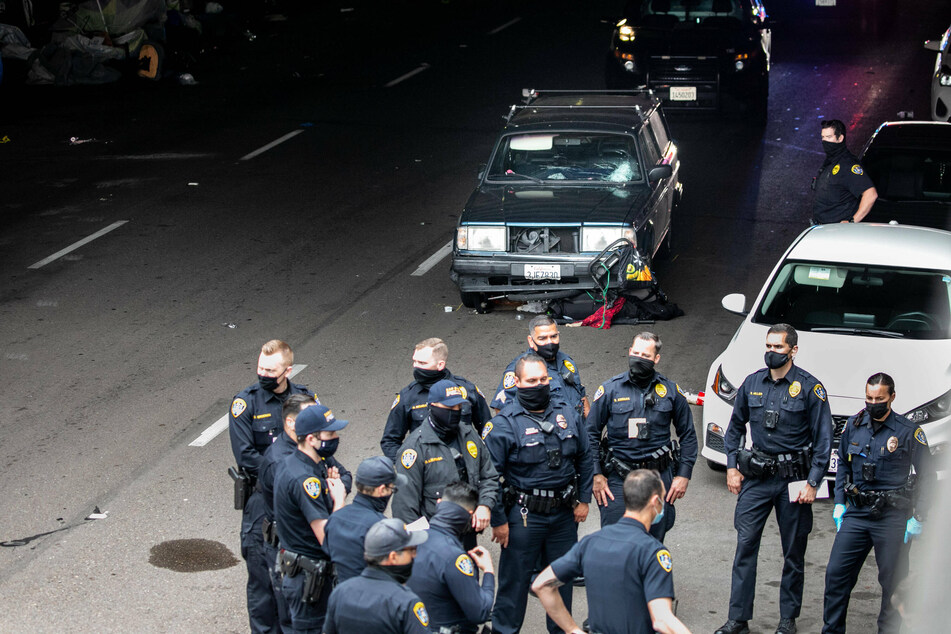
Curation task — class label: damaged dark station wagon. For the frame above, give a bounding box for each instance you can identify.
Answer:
[450,90,682,309]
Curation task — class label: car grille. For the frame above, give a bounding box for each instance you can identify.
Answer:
[705,428,725,453]
[832,415,849,446]
[649,56,719,84]
[509,227,580,253]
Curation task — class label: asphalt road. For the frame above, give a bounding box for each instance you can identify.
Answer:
[0,0,948,631]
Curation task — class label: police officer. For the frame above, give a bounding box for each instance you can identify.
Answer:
[812,119,878,225]
[585,332,697,540]
[822,372,934,634]
[324,518,431,634]
[408,481,496,634]
[717,323,833,634]
[325,456,406,583]
[381,337,492,461]
[483,354,594,634]
[229,339,319,634]
[391,379,499,550]
[491,315,588,417]
[272,404,348,633]
[532,470,691,634]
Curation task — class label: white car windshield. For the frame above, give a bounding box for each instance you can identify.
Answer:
[753,260,951,340]
[487,133,642,184]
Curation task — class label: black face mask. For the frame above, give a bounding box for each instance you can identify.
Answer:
[628,356,655,387]
[764,350,790,370]
[413,367,445,387]
[429,407,461,435]
[533,341,559,361]
[316,438,339,458]
[866,401,890,421]
[258,373,281,392]
[517,383,551,411]
[360,492,391,513]
[822,140,845,157]
[432,501,474,538]
[379,561,414,584]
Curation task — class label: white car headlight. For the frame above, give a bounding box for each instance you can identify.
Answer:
[618,25,635,42]
[905,388,951,425]
[713,365,739,403]
[457,226,506,252]
[581,227,635,252]
[940,73,951,87]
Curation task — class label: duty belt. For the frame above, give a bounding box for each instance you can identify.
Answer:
[844,484,913,519]
[736,446,811,480]
[602,441,678,479]
[504,483,577,514]
[262,517,279,548]
[279,549,334,604]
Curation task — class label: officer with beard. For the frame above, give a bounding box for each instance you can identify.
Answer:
[491,315,588,417]
[228,339,319,634]
[408,481,496,634]
[391,379,499,549]
[812,119,878,225]
[585,332,697,539]
[381,337,492,462]
[483,354,594,634]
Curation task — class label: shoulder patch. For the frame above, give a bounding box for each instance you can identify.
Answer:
[313,393,321,404]
[413,601,429,627]
[654,383,668,398]
[915,428,927,446]
[556,414,568,429]
[455,554,475,576]
[466,440,478,459]
[303,477,321,499]
[390,393,401,410]
[593,385,605,402]
[676,384,685,396]
[656,549,673,573]
[502,372,517,389]
[563,359,576,373]
[851,164,863,175]
[813,383,826,402]
[832,164,840,175]
[230,398,247,418]
[401,449,418,469]
[481,421,493,439]
[788,381,802,398]
[476,385,485,399]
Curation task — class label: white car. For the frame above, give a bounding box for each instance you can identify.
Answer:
[701,223,951,476]
[925,24,951,122]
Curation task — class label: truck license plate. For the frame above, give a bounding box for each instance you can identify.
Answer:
[670,86,697,101]
[828,448,839,473]
[524,264,561,280]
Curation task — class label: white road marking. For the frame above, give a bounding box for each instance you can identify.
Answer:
[189,364,309,447]
[27,220,129,270]
[240,129,305,161]
[488,17,521,35]
[411,241,453,276]
[385,63,431,88]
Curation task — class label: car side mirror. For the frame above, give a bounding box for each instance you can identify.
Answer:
[924,39,941,52]
[721,293,748,316]
[648,165,672,182]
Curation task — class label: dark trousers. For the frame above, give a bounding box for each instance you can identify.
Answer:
[241,493,281,633]
[600,466,676,542]
[821,509,909,633]
[263,539,291,632]
[492,505,577,634]
[728,475,814,621]
[282,570,331,634]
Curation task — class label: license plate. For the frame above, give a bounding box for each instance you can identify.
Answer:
[670,86,697,101]
[523,264,561,280]
[816,0,835,6]
[829,448,839,473]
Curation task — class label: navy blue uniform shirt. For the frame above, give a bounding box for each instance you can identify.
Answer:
[813,148,875,224]
[491,349,586,415]
[585,370,698,478]
[324,494,386,583]
[725,364,833,484]
[381,370,492,461]
[261,433,351,522]
[324,566,431,634]
[551,516,675,634]
[273,449,333,560]
[229,381,318,476]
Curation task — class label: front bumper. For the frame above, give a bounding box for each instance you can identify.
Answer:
[451,252,615,296]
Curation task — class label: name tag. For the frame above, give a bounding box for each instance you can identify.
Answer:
[628,417,647,439]
[524,427,539,435]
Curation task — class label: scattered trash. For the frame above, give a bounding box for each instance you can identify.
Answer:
[188,182,199,186]
[444,306,454,312]
[85,506,109,520]
[681,390,705,406]
[515,314,524,320]
[69,137,97,145]
[178,72,198,86]
[516,301,548,313]
[223,322,237,329]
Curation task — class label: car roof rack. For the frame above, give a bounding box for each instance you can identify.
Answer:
[505,88,657,123]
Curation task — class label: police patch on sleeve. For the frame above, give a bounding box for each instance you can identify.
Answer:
[476,385,485,399]
[413,602,430,627]
[481,422,493,439]
[656,549,673,573]
[851,164,863,175]
[390,393,401,410]
[466,440,479,459]
[813,384,827,401]
[832,164,840,175]
[563,360,576,374]
[455,554,475,576]
[401,449,418,469]
[303,477,321,499]
[654,383,668,398]
[494,390,507,404]
[502,372,517,389]
[593,385,605,402]
[788,381,802,398]
[915,428,928,446]
[230,398,247,418]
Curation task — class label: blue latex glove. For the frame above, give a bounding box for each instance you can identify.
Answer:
[904,517,922,544]
[832,503,846,532]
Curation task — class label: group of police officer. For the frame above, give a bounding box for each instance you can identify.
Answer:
[227,313,931,634]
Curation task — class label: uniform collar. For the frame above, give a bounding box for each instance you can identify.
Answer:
[420,419,455,444]
[361,565,400,583]
[762,364,798,385]
[524,347,560,367]
[618,516,649,533]
[292,447,323,470]
[861,410,900,433]
[509,399,555,419]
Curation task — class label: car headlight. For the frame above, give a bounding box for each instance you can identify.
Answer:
[734,52,751,71]
[940,73,951,87]
[457,225,506,251]
[581,227,635,252]
[618,24,635,42]
[904,388,951,425]
[712,364,738,403]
